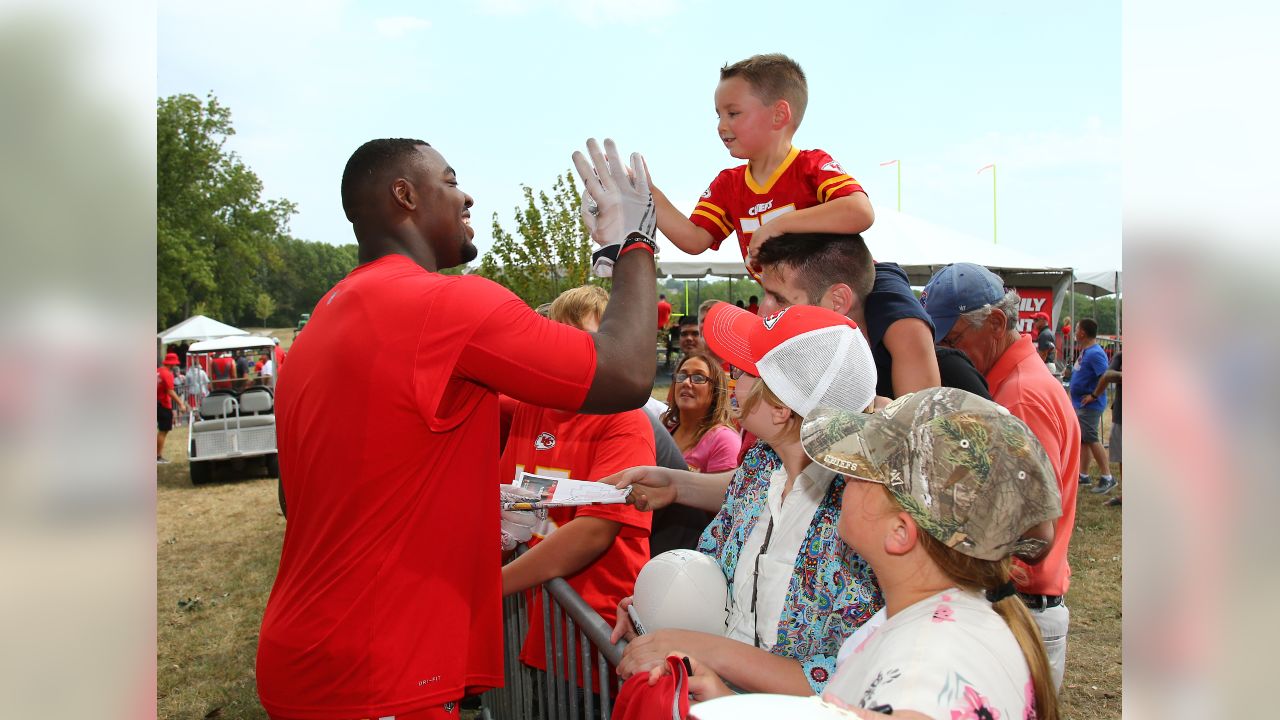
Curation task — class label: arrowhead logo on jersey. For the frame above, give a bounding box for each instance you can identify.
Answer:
[701,187,712,199]
[747,200,774,217]
[762,308,789,330]
[535,432,556,450]
[820,161,844,174]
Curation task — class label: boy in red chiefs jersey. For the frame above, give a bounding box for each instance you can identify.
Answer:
[499,285,655,694]
[648,53,874,279]
[257,138,658,720]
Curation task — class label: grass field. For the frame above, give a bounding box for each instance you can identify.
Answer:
[157,403,1122,719]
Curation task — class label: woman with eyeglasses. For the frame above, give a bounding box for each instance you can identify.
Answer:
[609,302,883,697]
[663,355,741,475]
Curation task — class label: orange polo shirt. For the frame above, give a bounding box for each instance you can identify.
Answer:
[985,335,1081,596]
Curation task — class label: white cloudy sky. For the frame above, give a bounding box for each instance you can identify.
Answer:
[159,0,1121,270]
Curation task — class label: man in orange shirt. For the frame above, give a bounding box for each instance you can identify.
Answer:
[922,262,1081,690]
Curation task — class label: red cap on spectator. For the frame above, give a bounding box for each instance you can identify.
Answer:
[164,352,180,365]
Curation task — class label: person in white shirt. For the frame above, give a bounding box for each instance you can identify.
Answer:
[610,303,881,695]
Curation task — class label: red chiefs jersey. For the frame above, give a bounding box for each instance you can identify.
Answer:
[258,255,598,720]
[690,147,865,262]
[498,404,654,690]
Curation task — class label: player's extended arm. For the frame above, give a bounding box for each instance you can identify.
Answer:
[501,516,622,595]
[651,182,715,255]
[747,194,875,261]
[881,317,941,396]
[572,139,660,414]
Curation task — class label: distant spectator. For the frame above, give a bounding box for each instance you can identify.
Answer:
[1089,350,1122,500]
[676,314,703,359]
[745,294,758,315]
[211,351,236,391]
[157,353,188,463]
[657,293,672,330]
[1070,318,1115,493]
[1033,311,1055,364]
[734,299,745,308]
[186,361,209,410]
[273,337,286,371]
[1058,315,1073,361]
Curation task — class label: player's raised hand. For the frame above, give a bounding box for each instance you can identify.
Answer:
[572,138,656,249]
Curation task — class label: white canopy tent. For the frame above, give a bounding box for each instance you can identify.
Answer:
[1072,269,1123,337]
[158,315,250,366]
[158,315,250,343]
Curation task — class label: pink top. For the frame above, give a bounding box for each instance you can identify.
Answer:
[681,425,742,473]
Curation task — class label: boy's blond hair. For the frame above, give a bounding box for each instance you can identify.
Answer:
[720,53,809,129]
[549,285,609,331]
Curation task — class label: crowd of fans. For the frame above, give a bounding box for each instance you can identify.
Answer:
[204,51,1122,720]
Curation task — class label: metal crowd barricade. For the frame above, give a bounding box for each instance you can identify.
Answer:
[480,547,627,720]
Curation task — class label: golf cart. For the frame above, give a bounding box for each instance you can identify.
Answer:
[185,335,279,485]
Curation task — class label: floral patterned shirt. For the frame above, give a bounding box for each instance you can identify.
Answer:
[826,588,1037,719]
[696,441,882,693]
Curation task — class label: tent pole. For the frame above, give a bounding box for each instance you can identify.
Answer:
[1069,273,1075,363]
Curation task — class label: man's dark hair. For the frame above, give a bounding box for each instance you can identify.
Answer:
[1079,318,1099,338]
[756,233,875,305]
[720,53,809,129]
[678,314,699,328]
[748,295,758,303]
[660,294,667,299]
[340,138,430,223]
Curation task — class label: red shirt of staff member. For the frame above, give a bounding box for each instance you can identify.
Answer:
[256,138,659,720]
[156,352,187,463]
[499,285,655,692]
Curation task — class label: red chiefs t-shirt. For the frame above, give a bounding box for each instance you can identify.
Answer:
[689,147,865,265]
[258,254,599,720]
[156,366,175,408]
[498,404,653,690]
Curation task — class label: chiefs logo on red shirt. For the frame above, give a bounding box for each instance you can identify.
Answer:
[820,160,844,174]
[535,432,556,450]
[762,308,789,330]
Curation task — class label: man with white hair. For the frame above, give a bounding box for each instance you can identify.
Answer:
[920,262,1081,689]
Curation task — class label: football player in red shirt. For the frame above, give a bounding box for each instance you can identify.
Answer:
[257,138,658,720]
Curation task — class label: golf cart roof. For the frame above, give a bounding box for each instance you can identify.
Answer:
[188,335,276,353]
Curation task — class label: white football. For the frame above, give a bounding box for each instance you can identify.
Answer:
[632,549,728,635]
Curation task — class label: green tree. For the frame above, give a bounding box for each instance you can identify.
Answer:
[157,93,295,328]
[254,291,277,327]
[477,172,602,306]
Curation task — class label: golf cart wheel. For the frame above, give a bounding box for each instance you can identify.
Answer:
[190,461,214,486]
[265,453,280,478]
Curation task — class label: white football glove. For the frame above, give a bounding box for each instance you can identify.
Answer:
[499,484,542,552]
[572,138,656,276]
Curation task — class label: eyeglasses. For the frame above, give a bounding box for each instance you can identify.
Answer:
[673,372,710,385]
[938,319,976,349]
[728,365,745,380]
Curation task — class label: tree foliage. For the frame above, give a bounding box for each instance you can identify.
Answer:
[476,173,605,307]
[157,93,358,329]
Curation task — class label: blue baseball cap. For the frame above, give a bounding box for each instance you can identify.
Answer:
[919,263,1007,344]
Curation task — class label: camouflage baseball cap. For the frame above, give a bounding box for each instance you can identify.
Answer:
[800,387,1061,561]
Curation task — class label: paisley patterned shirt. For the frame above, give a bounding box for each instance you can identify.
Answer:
[697,441,883,693]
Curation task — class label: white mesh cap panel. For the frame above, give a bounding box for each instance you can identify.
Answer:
[757,326,877,418]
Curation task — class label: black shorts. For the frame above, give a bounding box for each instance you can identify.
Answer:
[158,402,174,432]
